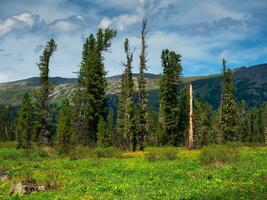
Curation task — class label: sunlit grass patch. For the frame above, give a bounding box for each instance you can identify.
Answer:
[199,144,239,167]
[145,148,177,162]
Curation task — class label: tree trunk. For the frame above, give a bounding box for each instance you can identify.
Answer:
[188,83,194,149]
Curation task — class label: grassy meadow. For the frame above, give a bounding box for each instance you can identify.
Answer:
[0,144,267,199]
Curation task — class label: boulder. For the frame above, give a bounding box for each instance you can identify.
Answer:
[0,169,8,180]
[10,182,47,195]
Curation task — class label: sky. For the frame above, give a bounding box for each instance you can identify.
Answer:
[0,0,267,82]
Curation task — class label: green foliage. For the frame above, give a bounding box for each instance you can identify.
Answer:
[16,93,35,149]
[199,144,239,167]
[219,59,238,142]
[0,105,14,141]
[97,116,110,147]
[56,98,73,153]
[116,38,135,151]
[0,146,267,199]
[93,147,122,158]
[35,39,57,144]
[73,28,116,146]
[145,148,177,162]
[159,49,183,146]
[193,99,213,147]
[107,109,115,145]
[136,19,148,151]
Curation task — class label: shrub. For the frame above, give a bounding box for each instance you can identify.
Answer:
[68,146,122,160]
[199,144,239,167]
[0,142,16,148]
[68,146,92,160]
[145,149,177,162]
[0,149,27,161]
[93,147,122,158]
[44,170,60,190]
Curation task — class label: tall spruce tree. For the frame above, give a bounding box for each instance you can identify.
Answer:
[137,18,148,151]
[0,105,13,141]
[263,103,267,145]
[56,98,73,153]
[35,39,57,144]
[193,99,213,147]
[97,116,110,147]
[159,49,182,146]
[237,101,250,142]
[107,109,115,146]
[16,93,34,149]
[73,29,116,146]
[116,38,135,151]
[219,59,238,142]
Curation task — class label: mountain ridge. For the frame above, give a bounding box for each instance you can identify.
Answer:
[0,63,266,107]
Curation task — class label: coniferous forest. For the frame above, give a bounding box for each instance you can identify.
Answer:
[0,18,267,199]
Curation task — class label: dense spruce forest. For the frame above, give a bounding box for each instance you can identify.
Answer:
[0,19,266,151]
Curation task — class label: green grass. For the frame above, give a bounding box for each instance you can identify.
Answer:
[0,146,267,199]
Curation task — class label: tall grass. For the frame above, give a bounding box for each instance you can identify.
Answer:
[145,148,177,162]
[199,144,239,167]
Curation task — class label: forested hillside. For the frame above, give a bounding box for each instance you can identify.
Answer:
[0,63,266,108]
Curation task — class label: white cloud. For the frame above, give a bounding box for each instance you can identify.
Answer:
[0,18,17,37]
[0,12,43,37]
[99,17,112,29]
[99,0,144,30]
[13,12,35,27]
[49,15,85,32]
[52,21,73,31]
[0,73,9,82]
[100,14,142,30]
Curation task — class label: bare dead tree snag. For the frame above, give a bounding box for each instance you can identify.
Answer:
[188,83,194,149]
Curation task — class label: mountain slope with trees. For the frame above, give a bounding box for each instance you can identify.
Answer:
[0,63,266,108]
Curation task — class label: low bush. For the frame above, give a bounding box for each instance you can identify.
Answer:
[93,147,122,158]
[0,148,27,161]
[199,144,239,167]
[68,146,92,160]
[145,149,177,162]
[0,142,16,148]
[44,170,61,190]
[68,146,122,160]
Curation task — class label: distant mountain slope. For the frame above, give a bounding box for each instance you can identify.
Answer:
[0,64,266,107]
[192,64,267,108]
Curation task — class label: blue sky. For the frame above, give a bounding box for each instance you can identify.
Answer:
[0,0,267,82]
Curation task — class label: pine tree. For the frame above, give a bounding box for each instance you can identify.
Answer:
[210,111,221,143]
[35,39,57,144]
[145,104,158,146]
[97,116,110,147]
[0,105,13,141]
[116,38,135,151]
[237,101,250,142]
[263,103,267,145]
[178,88,190,145]
[16,93,34,149]
[116,87,126,149]
[137,18,148,151]
[219,59,238,142]
[107,109,115,146]
[258,103,267,143]
[159,49,182,146]
[156,102,167,145]
[193,99,213,148]
[73,29,116,146]
[56,98,73,153]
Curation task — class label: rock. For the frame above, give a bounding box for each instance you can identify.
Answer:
[10,182,47,195]
[0,169,8,180]
[0,174,8,180]
[10,183,27,195]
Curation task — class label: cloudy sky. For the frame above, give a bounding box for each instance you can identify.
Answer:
[0,0,267,82]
